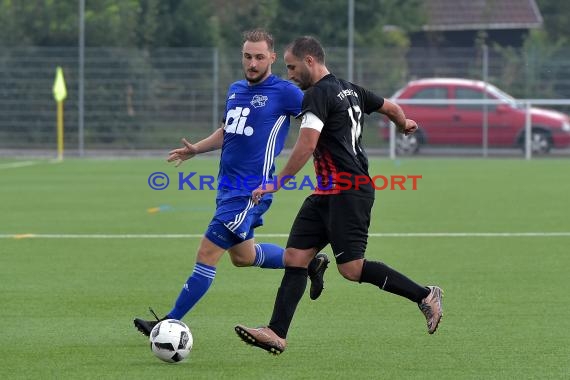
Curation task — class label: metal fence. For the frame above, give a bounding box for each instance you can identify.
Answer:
[1,45,569,158]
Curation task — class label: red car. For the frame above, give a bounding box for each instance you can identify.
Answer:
[381,78,570,154]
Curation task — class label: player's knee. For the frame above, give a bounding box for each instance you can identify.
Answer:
[196,245,224,267]
[338,266,361,282]
[229,254,252,267]
[337,259,364,282]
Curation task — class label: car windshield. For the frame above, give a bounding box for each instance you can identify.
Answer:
[486,84,519,108]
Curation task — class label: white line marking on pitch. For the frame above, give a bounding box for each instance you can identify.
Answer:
[0,159,61,170]
[1,232,570,239]
[0,161,38,170]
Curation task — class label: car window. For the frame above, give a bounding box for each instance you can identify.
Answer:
[410,87,448,108]
[455,87,496,111]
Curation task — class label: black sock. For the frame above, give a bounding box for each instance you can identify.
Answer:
[268,266,308,339]
[359,260,429,303]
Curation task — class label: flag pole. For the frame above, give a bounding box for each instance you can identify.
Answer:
[53,66,68,161]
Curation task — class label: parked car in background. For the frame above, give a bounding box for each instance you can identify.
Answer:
[381,78,570,154]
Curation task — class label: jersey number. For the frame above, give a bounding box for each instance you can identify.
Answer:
[347,105,362,154]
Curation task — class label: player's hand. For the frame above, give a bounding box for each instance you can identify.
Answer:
[402,119,419,136]
[251,183,278,204]
[167,138,198,167]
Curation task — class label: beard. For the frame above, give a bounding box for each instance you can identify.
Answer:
[296,70,312,90]
[244,67,269,84]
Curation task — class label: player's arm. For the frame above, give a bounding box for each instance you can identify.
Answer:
[193,125,225,153]
[276,127,320,188]
[167,125,224,166]
[252,112,321,200]
[379,99,418,136]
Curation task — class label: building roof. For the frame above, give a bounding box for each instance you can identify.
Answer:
[422,0,543,31]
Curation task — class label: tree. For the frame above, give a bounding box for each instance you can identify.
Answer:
[0,1,79,46]
[154,0,217,47]
[270,0,423,49]
[207,0,279,49]
[535,0,570,45]
[84,0,140,46]
[0,0,218,48]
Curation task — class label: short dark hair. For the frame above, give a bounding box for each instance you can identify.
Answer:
[286,36,325,64]
[242,29,274,51]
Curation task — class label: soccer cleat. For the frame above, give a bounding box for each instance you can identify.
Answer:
[308,252,330,300]
[418,286,443,334]
[133,318,159,337]
[133,307,163,337]
[235,325,287,355]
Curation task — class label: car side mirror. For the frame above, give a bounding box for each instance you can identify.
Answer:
[496,103,509,113]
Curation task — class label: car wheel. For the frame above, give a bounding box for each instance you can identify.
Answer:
[396,132,421,155]
[526,130,552,154]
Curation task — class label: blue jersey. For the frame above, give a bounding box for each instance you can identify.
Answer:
[218,74,303,197]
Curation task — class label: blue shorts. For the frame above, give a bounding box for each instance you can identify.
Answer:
[205,195,272,250]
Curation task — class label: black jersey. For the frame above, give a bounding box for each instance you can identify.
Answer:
[300,74,384,197]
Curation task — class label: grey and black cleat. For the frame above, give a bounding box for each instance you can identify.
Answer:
[235,325,286,355]
[418,286,444,334]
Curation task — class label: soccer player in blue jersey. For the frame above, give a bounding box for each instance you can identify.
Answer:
[133,29,329,336]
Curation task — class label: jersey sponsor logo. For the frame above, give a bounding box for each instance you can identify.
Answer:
[224,106,254,136]
[250,94,268,108]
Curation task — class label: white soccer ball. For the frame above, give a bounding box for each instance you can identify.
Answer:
[149,319,193,363]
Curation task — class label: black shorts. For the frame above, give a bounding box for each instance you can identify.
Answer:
[286,193,374,264]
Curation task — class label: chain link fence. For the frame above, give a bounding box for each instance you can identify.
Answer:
[1,46,569,157]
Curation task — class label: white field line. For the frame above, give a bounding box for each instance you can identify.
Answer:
[1,232,570,239]
[0,161,38,170]
[0,159,60,170]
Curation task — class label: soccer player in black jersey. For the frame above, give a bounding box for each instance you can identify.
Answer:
[234,36,443,355]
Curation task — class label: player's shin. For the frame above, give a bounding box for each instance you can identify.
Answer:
[167,263,217,320]
[268,266,308,338]
[359,260,429,303]
[254,243,285,269]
